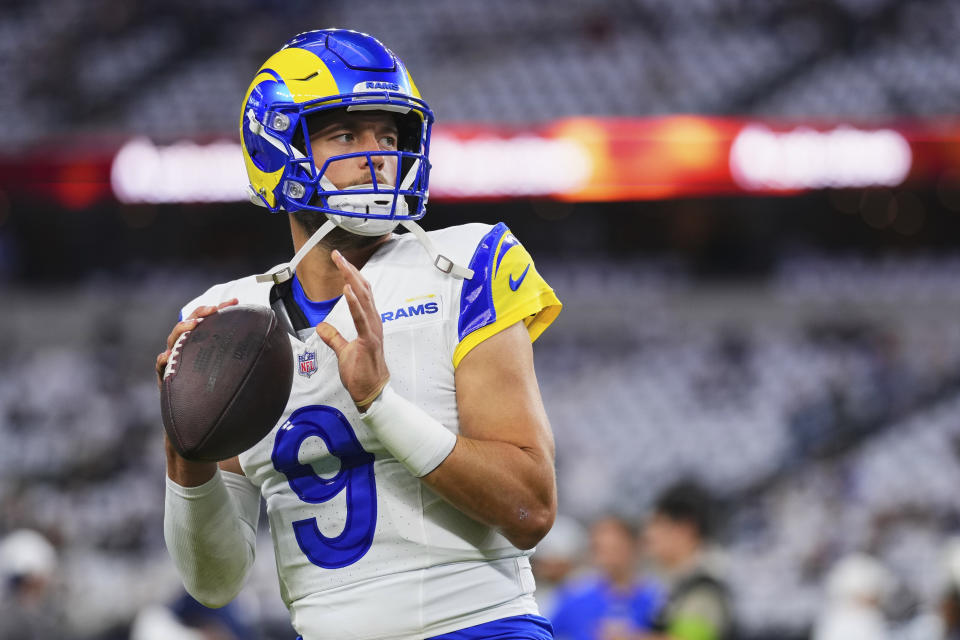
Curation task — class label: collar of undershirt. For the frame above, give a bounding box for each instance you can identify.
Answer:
[291,272,342,327]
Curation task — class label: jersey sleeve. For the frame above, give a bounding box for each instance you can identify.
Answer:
[453,222,561,367]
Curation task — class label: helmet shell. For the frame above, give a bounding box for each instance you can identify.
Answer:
[239,29,432,220]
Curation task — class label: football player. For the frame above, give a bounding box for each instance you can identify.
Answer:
[156,29,562,640]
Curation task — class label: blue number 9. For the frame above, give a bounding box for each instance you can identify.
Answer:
[271,405,377,569]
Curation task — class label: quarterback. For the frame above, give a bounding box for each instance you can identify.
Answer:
[156,29,562,640]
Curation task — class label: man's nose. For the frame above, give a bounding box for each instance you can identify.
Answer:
[357,132,385,170]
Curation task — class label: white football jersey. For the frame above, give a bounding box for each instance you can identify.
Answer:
[178,222,561,640]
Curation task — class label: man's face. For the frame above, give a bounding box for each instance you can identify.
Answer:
[590,518,636,580]
[308,111,400,189]
[644,513,695,569]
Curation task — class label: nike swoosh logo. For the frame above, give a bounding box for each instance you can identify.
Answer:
[509,264,531,291]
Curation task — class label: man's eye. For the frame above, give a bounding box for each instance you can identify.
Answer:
[381,136,397,148]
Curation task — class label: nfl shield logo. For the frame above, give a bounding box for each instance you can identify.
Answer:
[298,350,318,378]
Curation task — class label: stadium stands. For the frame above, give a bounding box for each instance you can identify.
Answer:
[2,0,960,150]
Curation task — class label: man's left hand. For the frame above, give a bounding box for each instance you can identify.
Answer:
[315,250,391,411]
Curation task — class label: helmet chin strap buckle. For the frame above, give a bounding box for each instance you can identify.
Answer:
[255,266,293,284]
[256,219,338,285]
[434,255,454,274]
[401,220,474,280]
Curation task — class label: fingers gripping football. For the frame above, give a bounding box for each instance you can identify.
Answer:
[155,299,238,389]
[315,251,390,410]
[161,304,293,462]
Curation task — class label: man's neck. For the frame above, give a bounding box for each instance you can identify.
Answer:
[289,218,390,300]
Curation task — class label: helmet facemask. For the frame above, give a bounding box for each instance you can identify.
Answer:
[286,107,429,236]
[244,91,432,233]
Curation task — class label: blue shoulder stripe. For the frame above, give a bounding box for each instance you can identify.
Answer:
[458,222,509,341]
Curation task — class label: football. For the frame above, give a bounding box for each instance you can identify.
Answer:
[161,305,293,462]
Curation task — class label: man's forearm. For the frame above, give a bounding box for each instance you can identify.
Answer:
[358,376,557,549]
[420,435,556,550]
[164,470,260,608]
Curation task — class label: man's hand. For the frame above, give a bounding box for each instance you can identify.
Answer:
[156,298,239,486]
[315,250,390,411]
[155,299,239,389]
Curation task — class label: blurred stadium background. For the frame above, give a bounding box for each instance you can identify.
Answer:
[4,0,960,638]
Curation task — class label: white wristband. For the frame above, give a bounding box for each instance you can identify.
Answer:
[360,383,457,478]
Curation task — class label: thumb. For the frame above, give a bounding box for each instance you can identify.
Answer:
[315,322,348,357]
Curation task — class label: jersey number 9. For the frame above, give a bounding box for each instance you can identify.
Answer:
[271,405,377,569]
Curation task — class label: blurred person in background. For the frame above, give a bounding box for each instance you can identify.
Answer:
[640,481,733,640]
[0,528,68,640]
[940,539,960,640]
[131,590,255,640]
[532,514,589,616]
[936,587,960,640]
[550,516,662,640]
[157,27,561,640]
[900,537,960,640]
[131,604,207,640]
[811,553,894,640]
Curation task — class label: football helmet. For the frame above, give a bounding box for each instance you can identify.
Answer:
[241,29,431,226]
[240,29,473,282]
[243,29,472,283]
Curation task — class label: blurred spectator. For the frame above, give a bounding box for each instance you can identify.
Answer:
[811,553,894,640]
[900,537,960,640]
[0,528,68,640]
[550,516,662,640]
[941,539,960,640]
[131,590,255,640]
[131,604,206,640]
[641,481,733,640]
[533,514,589,616]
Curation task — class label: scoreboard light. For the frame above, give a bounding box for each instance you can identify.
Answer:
[729,125,912,190]
[428,133,592,198]
[110,132,593,204]
[111,137,247,204]
[101,116,946,206]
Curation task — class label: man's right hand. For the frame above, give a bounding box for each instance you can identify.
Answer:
[157,299,239,486]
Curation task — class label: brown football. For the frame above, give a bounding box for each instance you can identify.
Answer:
[161,305,293,462]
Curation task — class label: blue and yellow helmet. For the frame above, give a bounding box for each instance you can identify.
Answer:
[240,29,433,224]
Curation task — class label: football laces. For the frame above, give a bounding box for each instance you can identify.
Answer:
[164,330,191,380]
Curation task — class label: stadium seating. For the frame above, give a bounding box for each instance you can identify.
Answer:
[2,0,960,149]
